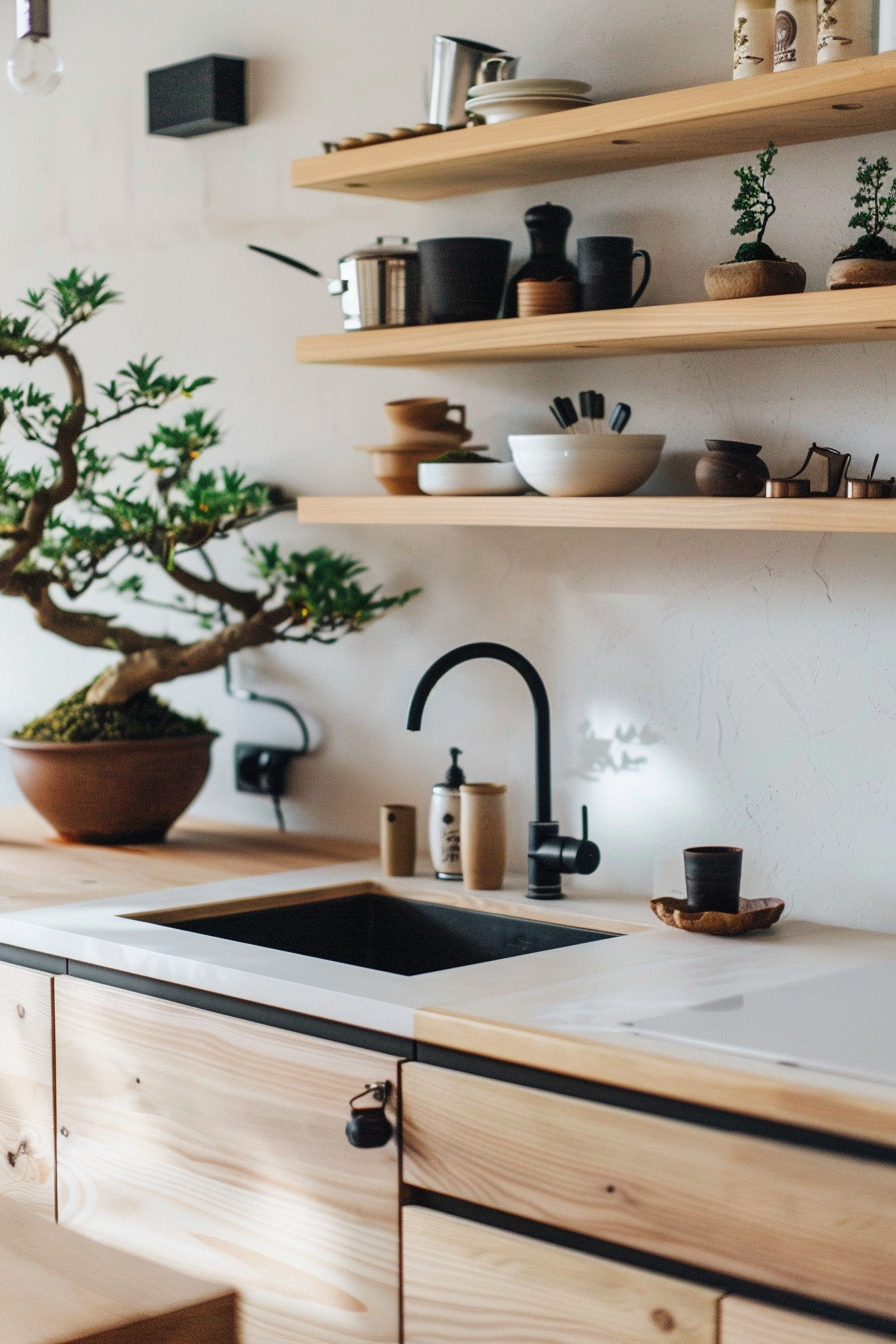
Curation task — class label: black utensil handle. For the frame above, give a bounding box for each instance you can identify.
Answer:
[550,404,567,431]
[629,250,651,307]
[248,244,323,279]
[609,403,632,433]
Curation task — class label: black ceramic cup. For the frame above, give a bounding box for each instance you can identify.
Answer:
[683,846,743,913]
[577,236,652,311]
[418,237,512,323]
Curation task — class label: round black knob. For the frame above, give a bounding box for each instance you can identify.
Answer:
[575,838,601,875]
[345,1107,393,1148]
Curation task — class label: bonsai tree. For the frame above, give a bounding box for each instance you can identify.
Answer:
[834,155,896,261]
[0,270,418,734]
[729,142,781,262]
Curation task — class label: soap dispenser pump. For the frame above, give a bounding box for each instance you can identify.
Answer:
[429,747,465,880]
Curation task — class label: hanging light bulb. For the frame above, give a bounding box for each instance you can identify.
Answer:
[8,0,62,95]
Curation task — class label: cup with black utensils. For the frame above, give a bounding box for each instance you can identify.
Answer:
[683,846,743,913]
[577,237,652,311]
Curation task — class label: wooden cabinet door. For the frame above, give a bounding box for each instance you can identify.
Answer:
[721,1298,882,1344]
[404,1205,720,1344]
[0,963,55,1217]
[54,976,401,1344]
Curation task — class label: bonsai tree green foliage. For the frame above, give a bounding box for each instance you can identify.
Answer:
[729,143,782,262]
[0,271,418,717]
[835,155,896,261]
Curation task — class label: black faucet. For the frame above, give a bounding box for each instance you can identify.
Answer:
[406,641,600,899]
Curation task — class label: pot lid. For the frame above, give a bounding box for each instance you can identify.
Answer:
[339,235,417,262]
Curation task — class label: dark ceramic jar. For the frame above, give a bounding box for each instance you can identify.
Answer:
[696,440,770,497]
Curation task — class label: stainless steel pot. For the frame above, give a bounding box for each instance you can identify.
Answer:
[328,236,421,331]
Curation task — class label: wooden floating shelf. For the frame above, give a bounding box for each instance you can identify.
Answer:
[291,53,896,201]
[296,495,896,533]
[295,287,896,367]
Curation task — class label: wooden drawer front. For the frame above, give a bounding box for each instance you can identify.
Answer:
[402,1062,896,1318]
[0,964,55,1217]
[55,977,401,1344]
[721,1298,882,1344]
[403,1205,720,1344]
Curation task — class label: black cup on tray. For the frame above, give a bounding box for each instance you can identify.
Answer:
[683,846,743,913]
[418,237,512,323]
[577,236,652,311]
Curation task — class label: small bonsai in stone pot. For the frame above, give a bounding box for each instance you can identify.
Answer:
[705,143,806,300]
[828,156,896,290]
[0,271,418,843]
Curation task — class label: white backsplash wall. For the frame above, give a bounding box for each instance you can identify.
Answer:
[2,0,896,928]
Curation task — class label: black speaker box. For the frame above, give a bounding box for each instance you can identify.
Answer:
[147,55,246,138]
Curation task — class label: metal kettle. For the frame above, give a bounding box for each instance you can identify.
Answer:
[329,237,422,331]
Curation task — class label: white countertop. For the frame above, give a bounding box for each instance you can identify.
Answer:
[2,862,896,1093]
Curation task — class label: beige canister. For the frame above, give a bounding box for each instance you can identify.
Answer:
[460,783,507,891]
[733,0,775,76]
[380,804,416,877]
[817,0,872,60]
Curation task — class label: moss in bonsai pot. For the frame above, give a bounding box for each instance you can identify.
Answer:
[828,156,896,289]
[0,271,420,839]
[705,144,806,299]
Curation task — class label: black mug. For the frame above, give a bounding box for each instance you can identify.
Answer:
[577,236,651,311]
[418,237,512,324]
[683,846,743,914]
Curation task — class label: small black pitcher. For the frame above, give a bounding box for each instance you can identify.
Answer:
[577,236,651,311]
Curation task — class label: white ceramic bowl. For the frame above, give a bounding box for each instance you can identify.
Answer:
[465,94,593,124]
[508,434,665,497]
[467,78,592,99]
[418,460,528,496]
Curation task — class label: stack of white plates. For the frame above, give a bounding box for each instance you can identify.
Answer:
[466,78,594,125]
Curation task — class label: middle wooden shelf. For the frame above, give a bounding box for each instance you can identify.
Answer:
[295,286,896,367]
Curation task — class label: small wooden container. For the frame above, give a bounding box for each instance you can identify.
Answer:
[380,804,416,876]
[460,783,507,890]
[517,278,577,318]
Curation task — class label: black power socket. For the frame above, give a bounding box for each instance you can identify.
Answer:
[234,743,298,797]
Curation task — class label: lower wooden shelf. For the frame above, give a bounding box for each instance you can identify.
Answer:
[296,494,896,532]
[295,287,896,367]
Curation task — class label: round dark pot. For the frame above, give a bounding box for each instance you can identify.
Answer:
[3,734,215,844]
[418,237,512,323]
[696,440,770,497]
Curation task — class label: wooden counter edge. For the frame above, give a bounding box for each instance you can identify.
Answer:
[413,1007,896,1148]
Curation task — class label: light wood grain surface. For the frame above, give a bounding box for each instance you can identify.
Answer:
[0,804,375,914]
[294,288,896,367]
[0,1195,236,1344]
[55,976,401,1344]
[720,1298,880,1344]
[402,1062,896,1317]
[290,52,896,200]
[403,1205,720,1344]
[297,494,896,533]
[0,964,55,1217]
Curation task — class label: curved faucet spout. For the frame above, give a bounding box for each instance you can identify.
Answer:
[406,641,552,823]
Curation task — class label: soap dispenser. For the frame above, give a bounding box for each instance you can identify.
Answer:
[429,748,465,880]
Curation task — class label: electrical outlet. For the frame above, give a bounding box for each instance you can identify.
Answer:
[234,743,297,797]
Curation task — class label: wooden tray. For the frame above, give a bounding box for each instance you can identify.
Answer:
[650,895,785,936]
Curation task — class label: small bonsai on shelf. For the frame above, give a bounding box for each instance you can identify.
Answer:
[0,271,419,840]
[828,156,896,289]
[729,143,781,263]
[705,143,806,300]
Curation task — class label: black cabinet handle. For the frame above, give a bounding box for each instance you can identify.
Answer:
[345,1081,393,1148]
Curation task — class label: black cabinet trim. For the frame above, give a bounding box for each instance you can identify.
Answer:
[0,942,67,975]
[404,1187,896,1339]
[415,1043,896,1164]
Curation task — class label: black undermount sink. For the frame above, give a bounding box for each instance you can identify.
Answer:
[161,891,614,977]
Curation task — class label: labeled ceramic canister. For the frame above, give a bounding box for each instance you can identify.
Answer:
[774,0,817,69]
[733,0,776,77]
[428,748,465,880]
[817,0,873,61]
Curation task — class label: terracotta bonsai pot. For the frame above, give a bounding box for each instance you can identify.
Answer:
[827,257,896,290]
[704,260,807,300]
[3,734,215,844]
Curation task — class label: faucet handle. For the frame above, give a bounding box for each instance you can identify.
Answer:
[582,804,589,841]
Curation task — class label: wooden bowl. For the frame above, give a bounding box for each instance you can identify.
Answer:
[650,895,785,936]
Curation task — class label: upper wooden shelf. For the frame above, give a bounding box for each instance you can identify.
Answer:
[291,53,896,201]
[297,495,896,533]
[295,286,896,366]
